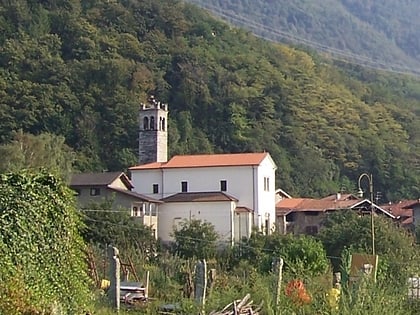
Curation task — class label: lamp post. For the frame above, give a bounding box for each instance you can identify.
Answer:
[357,173,375,256]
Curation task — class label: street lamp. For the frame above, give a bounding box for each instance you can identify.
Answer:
[357,173,375,256]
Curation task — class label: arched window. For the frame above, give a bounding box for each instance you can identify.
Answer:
[143,117,149,130]
[150,116,155,130]
[162,118,166,131]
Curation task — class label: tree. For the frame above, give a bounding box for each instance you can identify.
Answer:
[0,131,75,180]
[172,219,219,260]
[0,171,91,314]
[317,210,420,283]
[237,232,329,276]
[81,200,158,259]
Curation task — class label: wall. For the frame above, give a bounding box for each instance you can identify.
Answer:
[130,169,163,199]
[158,201,236,243]
[255,156,277,232]
[293,212,325,235]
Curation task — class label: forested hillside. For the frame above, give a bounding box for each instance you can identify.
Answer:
[0,0,419,200]
[188,0,420,74]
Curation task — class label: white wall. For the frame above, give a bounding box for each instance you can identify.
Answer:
[158,201,236,243]
[255,156,277,232]
[130,169,163,199]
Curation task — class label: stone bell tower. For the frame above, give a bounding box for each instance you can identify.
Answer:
[138,95,168,165]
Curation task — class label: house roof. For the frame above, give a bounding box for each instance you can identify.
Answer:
[275,188,292,199]
[276,197,358,212]
[276,195,395,218]
[108,187,162,203]
[235,206,254,213]
[161,191,238,203]
[380,200,416,226]
[70,172,133,189]
[381,200,415,218]
[402,200,420,209]
[129,152,273,170]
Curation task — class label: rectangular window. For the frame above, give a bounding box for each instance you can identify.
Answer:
[220,180,227,192]
[263,177,270,191]
[181,181,188,192]
[153,184,159,194]
[90,188,100,196]
[131,206,140,217]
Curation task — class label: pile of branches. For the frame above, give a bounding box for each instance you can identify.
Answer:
[209,294,262,315]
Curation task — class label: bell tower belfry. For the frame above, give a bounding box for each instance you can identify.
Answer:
[138,96,168,165]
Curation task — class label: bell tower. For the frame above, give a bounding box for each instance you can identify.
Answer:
[138,96,168,165]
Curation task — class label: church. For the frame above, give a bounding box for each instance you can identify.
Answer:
[129,96,277,244]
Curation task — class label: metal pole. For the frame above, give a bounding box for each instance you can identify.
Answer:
[358,173,375,256]
[369,174,375,256]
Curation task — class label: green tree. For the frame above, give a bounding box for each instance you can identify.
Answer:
[0,131,75,179]
[237,232,329,276]
[81,200,158,258]
[172,219,219,260]
[317,210,419,283]
[0,171,91,314]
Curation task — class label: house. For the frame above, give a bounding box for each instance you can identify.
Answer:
[275,188,292,203]
[70,172,162,235]
[129,153,277,244]
[403,200,420,229]
[380,200,416,231]
[276,193,396,235]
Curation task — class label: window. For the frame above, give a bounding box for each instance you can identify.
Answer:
[264,177,270,191]
[220,180,227,192]
[150,116,155,130]
[132,206,140,217]
[181,181,188,192]
[162,117,166,131]
[305,225,319,235]
[153,184,159,194]
[90,188,100,196]
[143,117,149,130]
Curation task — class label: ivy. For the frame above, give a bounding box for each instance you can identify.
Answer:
[0,171,91,314]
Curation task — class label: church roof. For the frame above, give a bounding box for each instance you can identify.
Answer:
[130,152,272,170]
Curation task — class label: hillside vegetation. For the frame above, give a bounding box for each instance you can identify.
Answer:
[0,0,419,200]
[187,0,420,74]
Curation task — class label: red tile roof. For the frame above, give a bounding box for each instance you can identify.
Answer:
[276,197,359,212]
[380,200,416,226]
[129,152,270,170]
[276,196,396,218]
[380,200,415,218]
